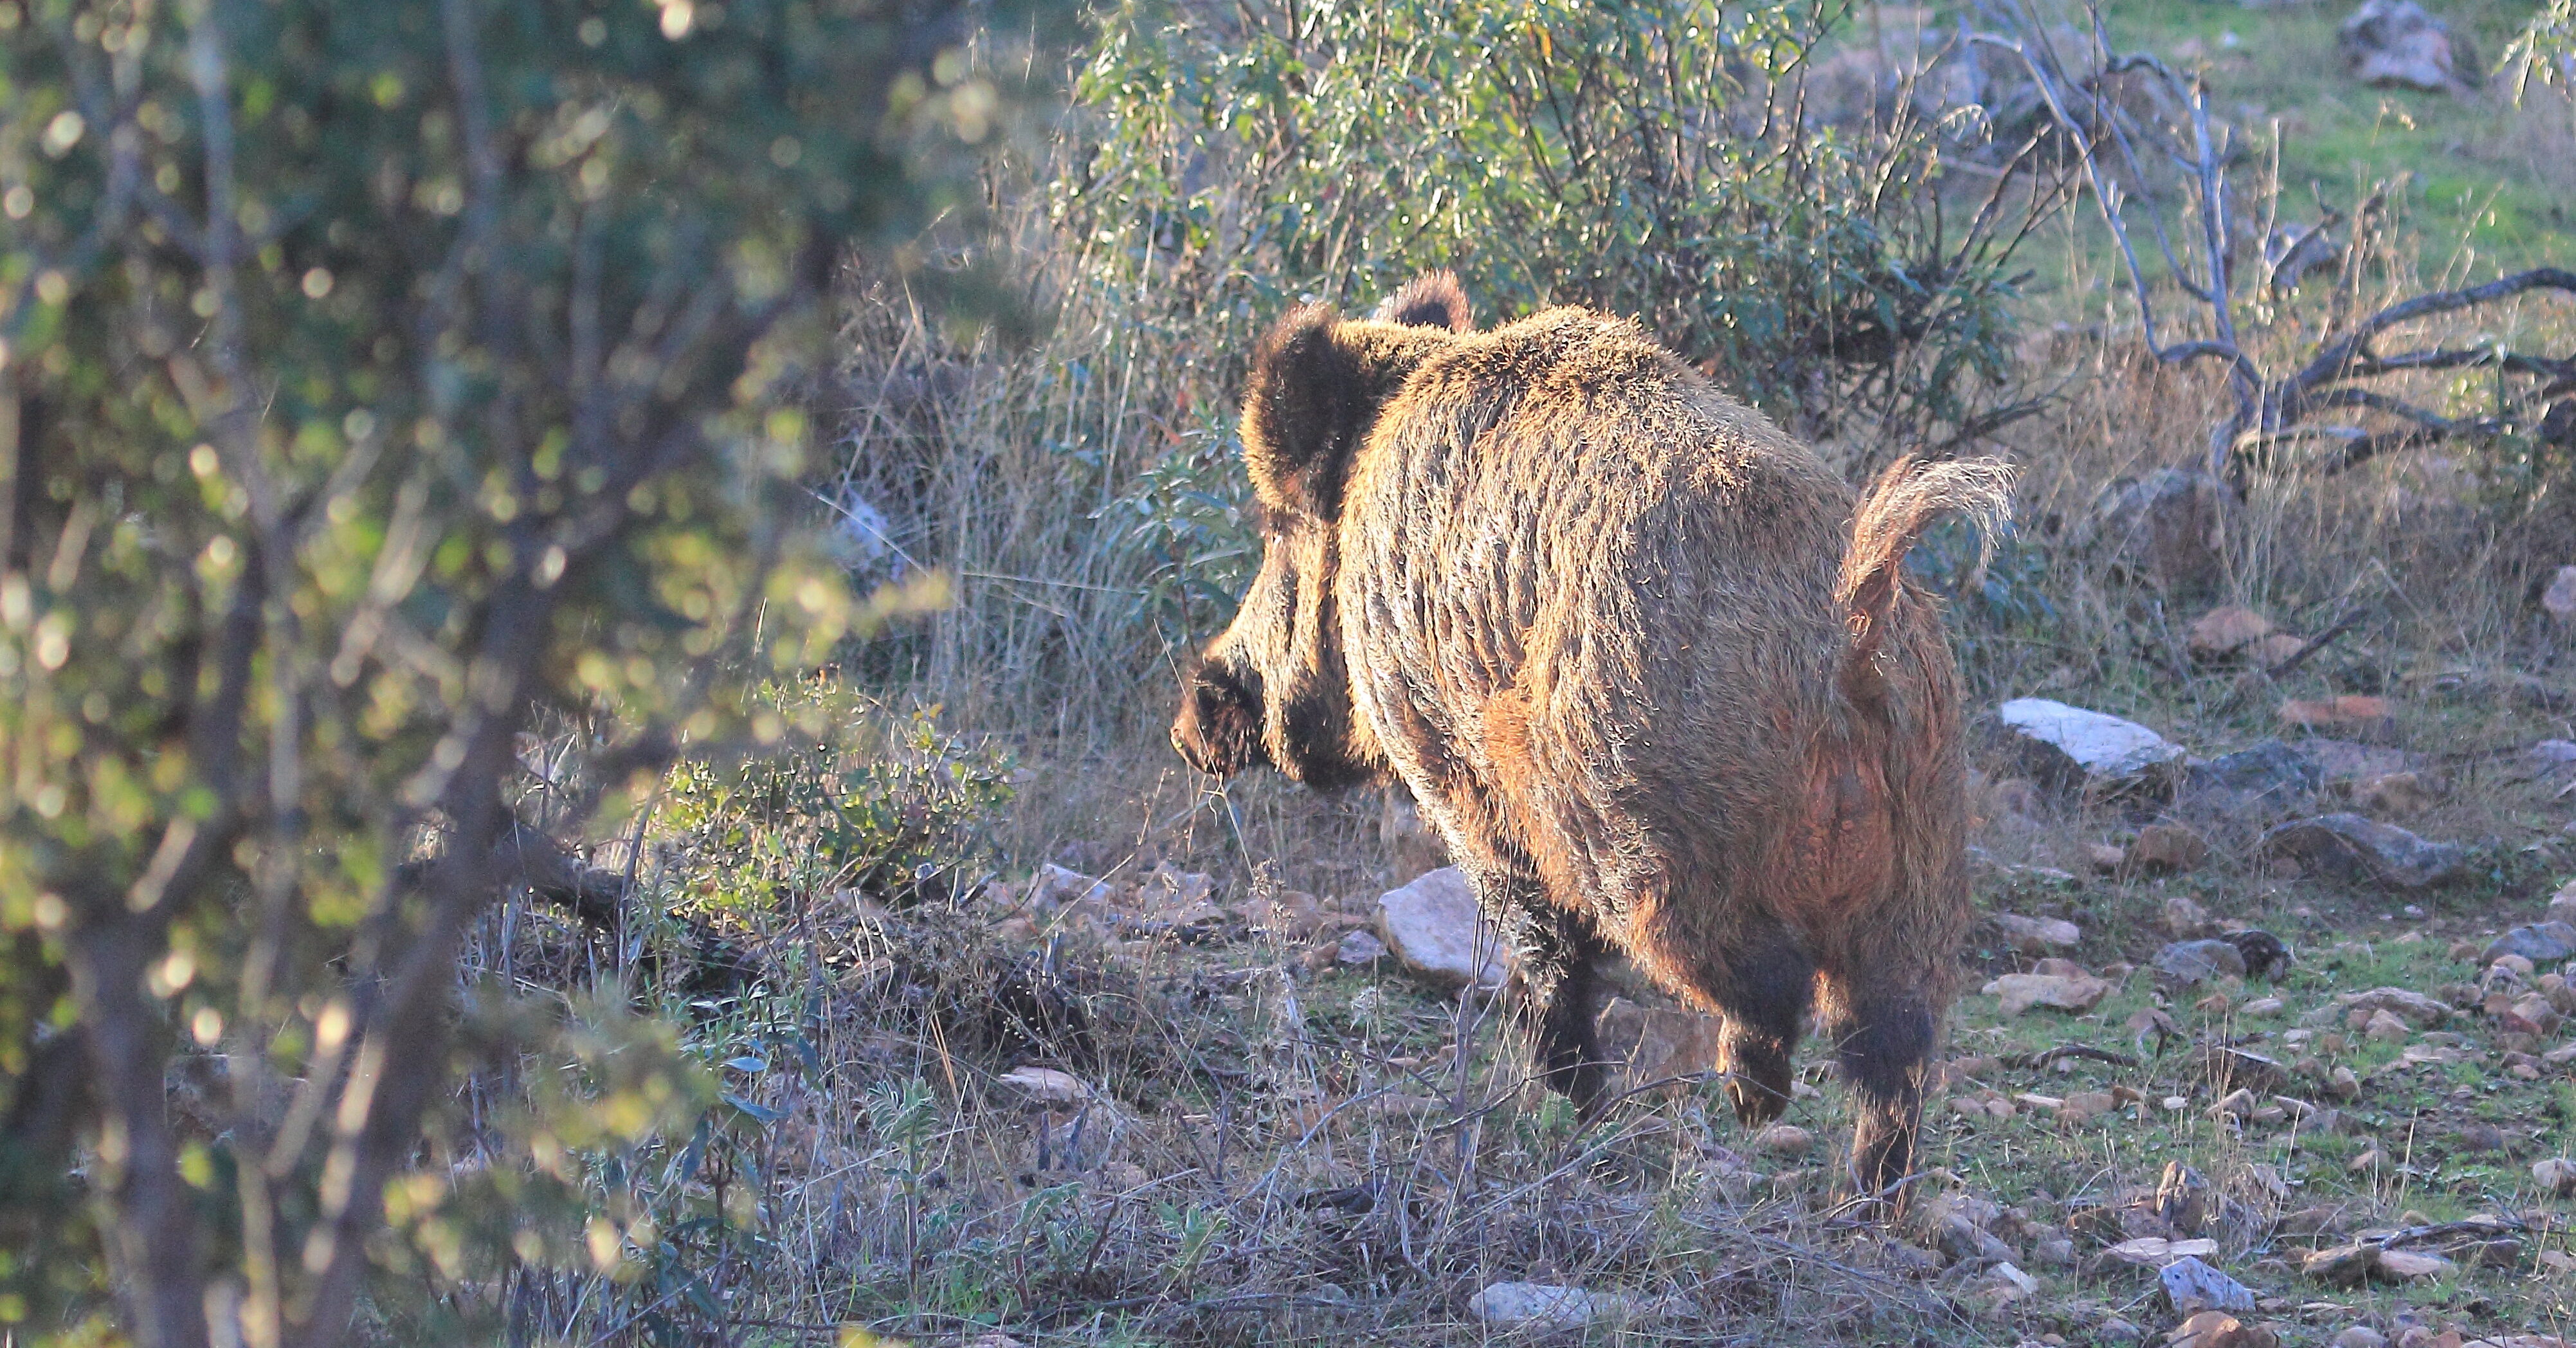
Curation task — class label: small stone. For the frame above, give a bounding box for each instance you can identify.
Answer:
[2163,894,2218,938]
[2258,815,2465,889]
[2278,695,2396,742]
[2371,1249,2451,1282]
[2059,1090,2118,1124]
[2249,633,2308,666]
[2534,1156,2576,1196]
[2485,921,2576,966]
[2188,606,2275,660]
[2098,1316,2145,1345]
[1000,1066,1091,1104]
[2106,1236,2221,1266]
[1753,1122,1813,1156]
[2329,1066,2361,1100]
[2544,565,2576,625]
[2548,879,2576,927]
[1980,1261,2038,1306]
[2179,740,2320,821]
[1984,698,2187,797]
[1335,929,1388,966]
[1375,867,1510,990]
[1992,912,2083,954]
[2242,997,2285,1017]
[1593,997,1724,1095]
[2330,1329,2387,1348]
[1467,1281,1627,1328]
[1248,889,1326,938]
[2303,1243,2378,1286]
[2339,0,2477,92]
[1984,969,2112,1016]
[2339,986,2449,1026]
[2157,939,2249,987]
[2089,842,2128,873]
[2167,1310,2279,1348]
[2363,1010,2411,1043]
[2132,822,2211,873]
[1380,787,1447,884]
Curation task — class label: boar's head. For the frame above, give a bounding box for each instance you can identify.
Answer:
[1170,273,1471,788]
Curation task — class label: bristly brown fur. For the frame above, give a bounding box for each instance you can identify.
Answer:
[1173,271,2010,1203]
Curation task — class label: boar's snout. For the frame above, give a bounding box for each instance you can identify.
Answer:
[1171,662,1266,778]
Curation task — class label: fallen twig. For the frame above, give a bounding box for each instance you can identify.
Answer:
[2002,1044,2140,1071]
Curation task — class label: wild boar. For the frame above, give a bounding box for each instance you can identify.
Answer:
[1170,272,2009,1198]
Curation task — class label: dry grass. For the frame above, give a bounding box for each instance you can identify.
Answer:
[417,105,2576,1346]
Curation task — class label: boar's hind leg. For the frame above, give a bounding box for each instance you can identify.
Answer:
[1831,992,1935,1201]
[1702,928,1815,1131]
[1491,891,1611,1114]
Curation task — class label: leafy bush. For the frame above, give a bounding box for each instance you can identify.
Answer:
[0,0,1058,1340]
[658,683,1019,918]
[1067,0,2035,445]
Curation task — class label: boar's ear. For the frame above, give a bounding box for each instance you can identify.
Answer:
[1241,304,1368,518]
[1370,271,1473,332]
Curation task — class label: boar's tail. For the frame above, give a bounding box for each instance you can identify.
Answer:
[1836,456,2015,677]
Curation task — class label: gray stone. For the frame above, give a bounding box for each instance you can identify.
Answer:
[1991,912,2083,954]
[1375,867,1510,990]
[2339,0,2478,93]
[1465,1281,1653,1328]
[2077,468,2229,590]
[1983,698,2186,797]
[2299,739,2427,785]
[2155,938,2249,987]
[1936,1215,2017,1268]
[2545,566,2576,625]
[2179,739,2319,821]
[1335,929,1388,966]
[2519,738,2576,781]
[2256,814,2467,889]
[2484,922,2576,966]
[2159,1254,2257,1315]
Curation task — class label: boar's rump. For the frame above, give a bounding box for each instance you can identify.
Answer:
[1171,271,2009,1201]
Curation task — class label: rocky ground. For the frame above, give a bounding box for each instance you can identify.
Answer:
[952,589,2576,1347]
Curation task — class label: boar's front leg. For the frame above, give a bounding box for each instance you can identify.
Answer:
[1480,877,1611,1114]
[1698,925,1817,1131]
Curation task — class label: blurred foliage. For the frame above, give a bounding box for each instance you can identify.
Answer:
[1065,0,2044,638]
[0,0,1061,1342]
[2503,0,2576,93]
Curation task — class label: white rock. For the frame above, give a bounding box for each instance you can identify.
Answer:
[1983,970,2110,1016]
[1027,864,1113,911]
[1375,866,1510,990]
[2546,566,2576,625]
[1981,1261,2039,1305]
[1992,912,2083,954]
[1000,1066,1091,1104]
[1990,698,2185,791]
[1466,1281,1628,1328]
